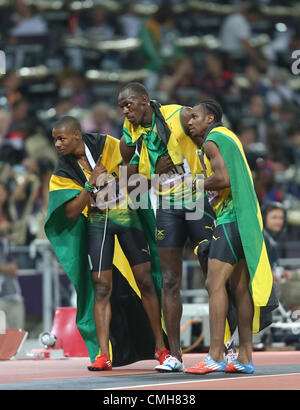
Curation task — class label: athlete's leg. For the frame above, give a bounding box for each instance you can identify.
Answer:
[92,269,113,358]
[156,208,187,360]
[205,258,235,362]
[158,246,184,359]
[131,261,165,351]
[87,214,114,360]
[118,223,166,352]
[230,259,253,364]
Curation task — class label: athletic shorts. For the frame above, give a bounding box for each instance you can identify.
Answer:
[87,213,150,272]
[208,221,245,265]
[155,196,215,248]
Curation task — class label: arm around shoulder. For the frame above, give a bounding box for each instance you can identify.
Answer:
[120,136,136,164]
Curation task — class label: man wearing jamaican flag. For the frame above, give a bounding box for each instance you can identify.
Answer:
[185,100,278,375]
[44,116,168,370]
[117,83,238,372]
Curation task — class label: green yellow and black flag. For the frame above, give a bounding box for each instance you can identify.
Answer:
[44,133,164,365]
[205,126,278,335]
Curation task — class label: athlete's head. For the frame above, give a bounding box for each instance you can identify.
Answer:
[117,82,151,127]
[188,100,223,145]
[52,115,82,156]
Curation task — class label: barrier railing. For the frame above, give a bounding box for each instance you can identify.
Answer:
[11,241,300,335]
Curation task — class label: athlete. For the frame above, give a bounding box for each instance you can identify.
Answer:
[45,116,168,371]
[185,100,277,374]
[118,83,216,372]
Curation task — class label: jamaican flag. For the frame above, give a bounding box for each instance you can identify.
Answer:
[205,126,278,333]
[44,132,163,365]
[123,106,238,345]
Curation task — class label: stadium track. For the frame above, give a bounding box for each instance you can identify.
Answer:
[0,351,300,390]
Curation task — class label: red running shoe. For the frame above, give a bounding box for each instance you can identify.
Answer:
[154,348,170,365]
[87,353,112,371]
[185,354,226,374]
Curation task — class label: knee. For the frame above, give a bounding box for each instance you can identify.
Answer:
[205,276,212,296]
[136,273,155,295]
[205,274,224,296]
[93,281,112,302]
[162,270,180,295]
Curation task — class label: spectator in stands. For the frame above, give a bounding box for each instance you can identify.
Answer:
[11,156,54,245]
[85,5,116,40]
[0,108,12,143]
[81,102,117,136]
[199,53,235,103]
[254,159,284,204]
[265,68,297,120]
[265,26,300,70]
[243,64,269,98]
[139,3,193,96]
[219,2,270,71]
[262,201,300,310]
[290,128,300,166]
[9,0,48,39]
[1,71,23,107]
[56,69,91,109]
[0,181,24,330]
[241,94,270,145]
[5,116,35,165]
[118,2,142,38]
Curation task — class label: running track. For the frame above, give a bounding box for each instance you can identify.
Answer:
[0,351,299,390]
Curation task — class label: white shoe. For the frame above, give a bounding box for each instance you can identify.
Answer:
[155,355,185,372]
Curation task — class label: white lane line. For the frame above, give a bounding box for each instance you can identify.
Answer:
[94,372,300,390]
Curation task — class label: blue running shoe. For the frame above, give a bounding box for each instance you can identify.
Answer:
[225,359,255,374]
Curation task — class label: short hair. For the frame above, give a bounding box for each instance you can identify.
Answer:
[118,82,149,98]
[261,201,286,226]
[53,116,82,133]
[198,99,223,122]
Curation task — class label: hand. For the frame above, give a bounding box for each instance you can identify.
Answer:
[192,174,204,192]
[89,155,107,186]
[155,155,174,175]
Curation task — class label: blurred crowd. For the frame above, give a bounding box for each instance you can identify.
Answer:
[0,0,300,329]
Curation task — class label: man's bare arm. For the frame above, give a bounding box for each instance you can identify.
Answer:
[64,156,106,220]
[120,136,135,164]
[203,141,230,190]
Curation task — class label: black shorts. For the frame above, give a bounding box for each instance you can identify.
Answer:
[87,213,150,272]
[156,196,215,248]
[208,221,245,265]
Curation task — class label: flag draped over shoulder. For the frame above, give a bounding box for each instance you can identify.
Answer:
[44,133,164,365]
[206,127,278,333]
[123,102,204,179]
[123,106,238,346]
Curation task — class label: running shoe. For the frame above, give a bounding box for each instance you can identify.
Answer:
[155,355,185,372]
[225,348,238,364]
[225,359,254,374]
[185,354,226,374]
[154,347,171,365]
[87,353,112,371]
